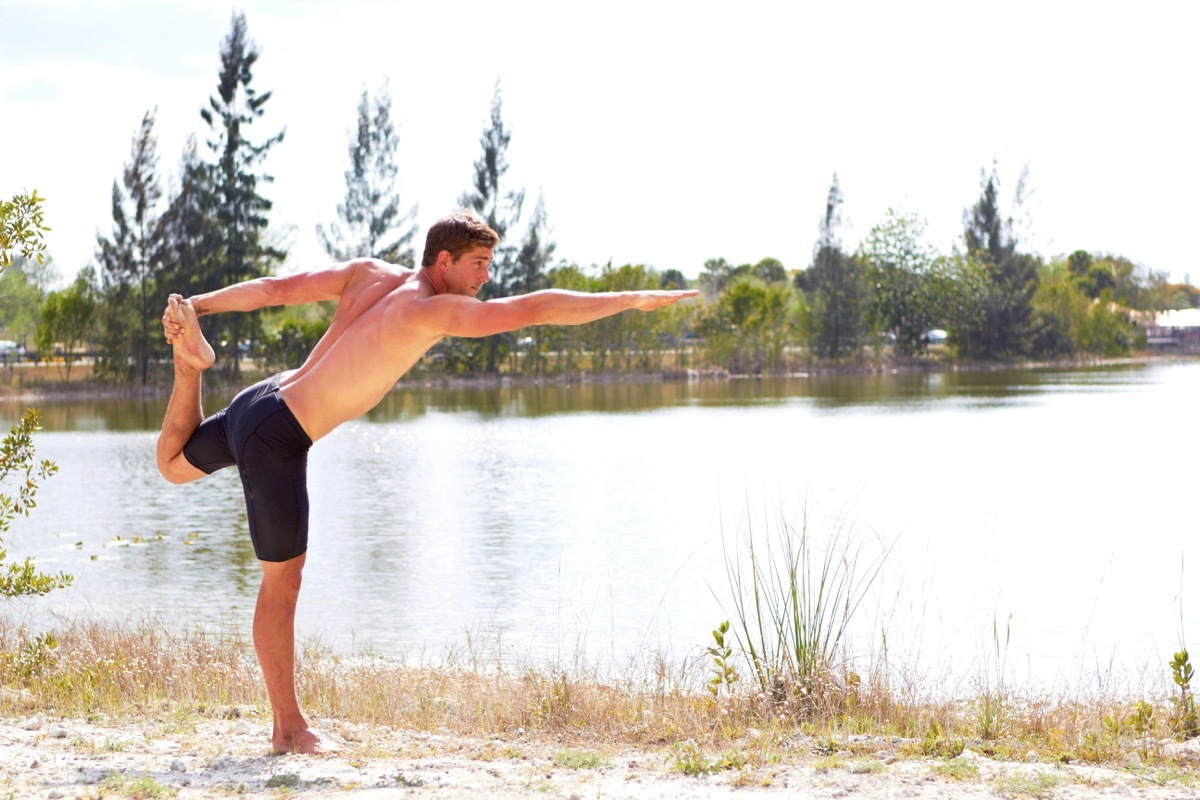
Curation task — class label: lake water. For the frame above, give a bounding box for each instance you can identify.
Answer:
[5,360,1198,690]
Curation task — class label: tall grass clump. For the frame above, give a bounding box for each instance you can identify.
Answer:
[720,504,894,718]
[975,613,1013,741]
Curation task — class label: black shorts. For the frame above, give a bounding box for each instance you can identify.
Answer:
[182,374,313,562]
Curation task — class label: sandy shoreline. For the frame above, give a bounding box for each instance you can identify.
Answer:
[4,709,1199,799]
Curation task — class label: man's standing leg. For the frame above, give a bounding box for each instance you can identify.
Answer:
[255,554,332,754]
[157,296,214,483]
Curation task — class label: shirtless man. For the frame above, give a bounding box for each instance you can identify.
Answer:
[157,211,696,755]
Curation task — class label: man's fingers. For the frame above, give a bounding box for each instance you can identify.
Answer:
[166,296,193,327]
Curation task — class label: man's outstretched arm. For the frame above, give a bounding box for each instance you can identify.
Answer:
[423,288,698,339]
[188,260,364,316]
[161,261,368,341]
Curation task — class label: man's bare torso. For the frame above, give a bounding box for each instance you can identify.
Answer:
[277,261,441,442]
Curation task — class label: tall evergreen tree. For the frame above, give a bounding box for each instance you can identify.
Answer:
[459,80,525,291]
[455,79,525,371]
[511,192,556,375]
[959,161,1039,358]
[199,11,286,372]
[803,174,870,360]
[95,109,165,384]
[511,191,554,296]
[317,81,418,264]
[159,136,222,304]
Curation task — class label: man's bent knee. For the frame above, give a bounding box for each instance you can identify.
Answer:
[157,451,206,485]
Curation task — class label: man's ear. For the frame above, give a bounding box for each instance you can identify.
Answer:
[435,250,454,271]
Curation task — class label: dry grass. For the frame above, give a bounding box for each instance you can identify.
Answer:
[0,611,1195,774]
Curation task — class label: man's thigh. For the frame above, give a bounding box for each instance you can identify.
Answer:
[238,428,311,563]
[182,410,235,474]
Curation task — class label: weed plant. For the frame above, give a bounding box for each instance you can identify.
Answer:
[1170,649,1198,738]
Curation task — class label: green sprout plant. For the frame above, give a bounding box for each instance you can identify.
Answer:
[1170,649,1198,739]
[706,620,739,697]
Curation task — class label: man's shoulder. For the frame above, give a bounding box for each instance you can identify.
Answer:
[351,258,415,282]
[380,286,481,336]
[339,261,418,299]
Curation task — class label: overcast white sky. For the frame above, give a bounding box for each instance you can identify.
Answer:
[3,0,1198,287]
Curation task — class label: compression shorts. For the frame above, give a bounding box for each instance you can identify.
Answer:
[182,374,313,562]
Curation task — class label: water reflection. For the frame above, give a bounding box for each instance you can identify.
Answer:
[1,361,1162,432]
[6,360,1197,685]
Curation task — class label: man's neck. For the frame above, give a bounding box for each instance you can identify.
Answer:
[416,268,444,296]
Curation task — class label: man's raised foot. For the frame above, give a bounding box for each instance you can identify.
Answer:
[168,295,215,372]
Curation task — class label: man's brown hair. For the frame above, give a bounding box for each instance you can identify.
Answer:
[421,211,500,267]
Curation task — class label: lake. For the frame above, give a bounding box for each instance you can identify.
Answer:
[5,360,1198,690]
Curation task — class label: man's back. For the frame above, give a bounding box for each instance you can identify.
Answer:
[279,260,438,442]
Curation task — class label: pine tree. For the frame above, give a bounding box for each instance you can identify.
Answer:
[511,191,554,296]
[159,136,223,305]
[511,192,556,374]
[318,81,418,264]
[199,12,286,373]
[804,174,870,360]
[95,109,165,384]
[459,80,525,290]
[959,161,1039,358]
[455,79,525,371]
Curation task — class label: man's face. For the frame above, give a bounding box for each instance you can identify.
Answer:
[445,246,493,297]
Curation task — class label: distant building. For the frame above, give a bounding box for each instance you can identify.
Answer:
[1145,308,1200,351]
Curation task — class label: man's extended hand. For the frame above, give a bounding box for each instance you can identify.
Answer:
[632,289,699,311]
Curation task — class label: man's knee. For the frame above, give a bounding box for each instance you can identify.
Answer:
[157,455,187,484]
[261,555,305,598]
[157,450,204,485]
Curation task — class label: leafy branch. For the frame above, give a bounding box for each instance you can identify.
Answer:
[1,190,51,269]
[0,409,72,597]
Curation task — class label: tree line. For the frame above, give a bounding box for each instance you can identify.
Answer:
[3,12,1197,384]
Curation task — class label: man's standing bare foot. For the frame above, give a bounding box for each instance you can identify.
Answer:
[273,727,339,756]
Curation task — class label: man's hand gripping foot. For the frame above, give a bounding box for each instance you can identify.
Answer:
[164,295,215,372]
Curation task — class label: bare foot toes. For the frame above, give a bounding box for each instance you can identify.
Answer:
[169,296,215,372]
[273,728,338,756]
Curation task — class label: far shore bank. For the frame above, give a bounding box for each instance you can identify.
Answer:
[1,351,1197,406]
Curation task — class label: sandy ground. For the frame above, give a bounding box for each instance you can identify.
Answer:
[3,710,1200,800]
